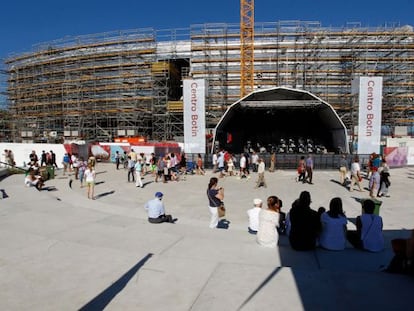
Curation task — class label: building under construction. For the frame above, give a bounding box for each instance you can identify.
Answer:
[2,21,414,144]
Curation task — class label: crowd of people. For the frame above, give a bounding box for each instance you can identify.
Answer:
[337,152,391,199]
[122,149,190,185]
[13,147,412,274]
[246,190,385,253]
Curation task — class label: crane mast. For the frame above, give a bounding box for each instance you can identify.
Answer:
[240,0,254,97]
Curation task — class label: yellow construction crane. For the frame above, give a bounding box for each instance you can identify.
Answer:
[240,0,254,98]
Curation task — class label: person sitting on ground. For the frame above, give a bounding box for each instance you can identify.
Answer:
[247,198,263,234]
[319,197,348,251]
[384,229,414,275]
[144,192,176,224]
[277,199,287,235]
[24,168,45,190]
[347,199,384,252]
[256,196,281,248]
[288,191,321,251]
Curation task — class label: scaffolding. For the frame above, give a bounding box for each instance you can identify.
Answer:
[3,21,414,142]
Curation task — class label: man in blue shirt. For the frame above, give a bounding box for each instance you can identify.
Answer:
[305,154,314,184]
[144,192,176,224]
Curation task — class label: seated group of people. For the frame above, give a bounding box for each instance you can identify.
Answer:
[247,190,385,253]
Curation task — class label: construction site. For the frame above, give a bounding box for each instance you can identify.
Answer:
[2,20,414,145]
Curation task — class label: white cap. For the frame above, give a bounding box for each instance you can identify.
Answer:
[253,198,262,206]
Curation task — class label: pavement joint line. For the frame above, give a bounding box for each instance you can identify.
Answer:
[158,235,185,256]
[188,261,224,311]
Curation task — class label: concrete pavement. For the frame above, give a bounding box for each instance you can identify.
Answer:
[0,164,413,310]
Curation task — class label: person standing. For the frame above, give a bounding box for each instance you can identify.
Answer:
[247,198,263,234]
[71,154,79,179]
[338,155,348,186]
[2,149,9,167]
[115,151,121,170]
[378,165,391,197]
[251,151,259,173]
[212,152,218,173]
[255,158,267,188]
[179,152,187,174]
[127,156,135,182]
[40,150,47,167]
[227,154,235,176]
[128,149,137,163]
[206,177,224,229]
[367,153,381,191]
[78,157,86,188]
[50,150,58,168]
[257,196,281,248]
[217,151,225,178]
[239,153,247,178]
[84,164,96,199]
[305,154,314,184]
[29,150,39,165]
[62,153,70,175]
[349,156,363,192]
[134,158,143,188]
[297,156,306,183]
[196,153,205,175]
[144,192,176,223]
[269,152,276,173]
[122,151,128,169]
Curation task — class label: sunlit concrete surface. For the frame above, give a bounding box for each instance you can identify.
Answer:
[0,164,413,310]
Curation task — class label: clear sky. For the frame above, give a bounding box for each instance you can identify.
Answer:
[0,0,413,60]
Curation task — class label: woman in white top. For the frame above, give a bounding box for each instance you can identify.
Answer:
[84,164,96,199]
[257,196,281,248]
[319,197,347,250]
[349,156,363,192]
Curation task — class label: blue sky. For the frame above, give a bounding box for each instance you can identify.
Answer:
[0,0,413,60]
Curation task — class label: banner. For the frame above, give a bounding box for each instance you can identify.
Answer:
[183,79,206,154]
[357,77,382,154]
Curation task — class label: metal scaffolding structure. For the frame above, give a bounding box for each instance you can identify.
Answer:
[2,21,414,143]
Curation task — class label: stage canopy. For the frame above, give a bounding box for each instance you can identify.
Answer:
[212,87,349,154]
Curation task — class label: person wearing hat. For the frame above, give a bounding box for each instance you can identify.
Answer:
[144,192,176,224]
[247,198,263,234]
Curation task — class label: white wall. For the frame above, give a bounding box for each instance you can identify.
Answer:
[0,143,66,168]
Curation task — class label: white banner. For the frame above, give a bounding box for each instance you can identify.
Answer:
[183,79,206,153]
[357,77,382,154]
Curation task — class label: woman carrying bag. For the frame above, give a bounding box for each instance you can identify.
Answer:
[207,177,225,229]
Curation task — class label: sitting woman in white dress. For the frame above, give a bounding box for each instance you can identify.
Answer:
[257,196,281,248]
[319,197,348,250]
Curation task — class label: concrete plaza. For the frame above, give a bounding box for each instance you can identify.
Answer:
[0,163,413,310]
